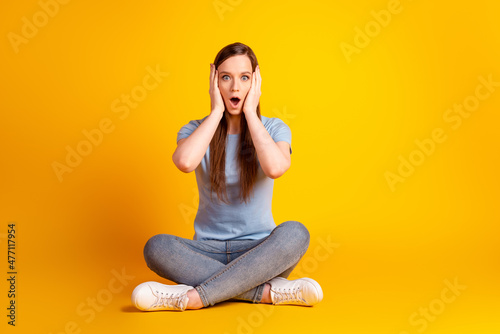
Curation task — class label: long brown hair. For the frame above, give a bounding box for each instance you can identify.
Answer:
[209,42,261,204]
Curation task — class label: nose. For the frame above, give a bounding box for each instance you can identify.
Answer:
[231,81,240,92]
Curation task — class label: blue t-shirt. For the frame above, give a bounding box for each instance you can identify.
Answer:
[176,115,292,241]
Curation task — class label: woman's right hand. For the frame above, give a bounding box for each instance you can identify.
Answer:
[209,63,225,116]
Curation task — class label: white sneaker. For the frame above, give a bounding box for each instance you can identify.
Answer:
[268,277,323,306]
[131,281,193,311]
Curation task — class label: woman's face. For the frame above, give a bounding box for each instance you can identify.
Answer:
[217,55,254,115]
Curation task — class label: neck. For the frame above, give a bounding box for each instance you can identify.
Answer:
[226,112,241,134]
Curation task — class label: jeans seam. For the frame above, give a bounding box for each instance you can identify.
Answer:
[195,285,210,307]
[199,223,309,306]
[180,240,229,254]
[175,237,226,266]
[208,247,307,306]
[252,283,265,303]
[199,224,298,306]
[253,247,308,303]
[199,235,274,306]
[201,231,275,287]
[226,241,231,263]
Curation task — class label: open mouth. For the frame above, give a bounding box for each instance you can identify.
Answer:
[229,97,241,108]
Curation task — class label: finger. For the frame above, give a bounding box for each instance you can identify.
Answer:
[255,68,258,92]
[256,65,261,90]
[210,64,214,88]
[251,68,256,90]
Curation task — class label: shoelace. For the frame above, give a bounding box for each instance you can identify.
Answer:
[151,289,188,310]
[272,286,308,305]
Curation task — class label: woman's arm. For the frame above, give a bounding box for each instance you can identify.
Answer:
[242,65,291,179]
[172,111,222,173]
[172,63,226,173]
[245,113,291,179]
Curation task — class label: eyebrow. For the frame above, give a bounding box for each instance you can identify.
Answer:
[219,71,252,75]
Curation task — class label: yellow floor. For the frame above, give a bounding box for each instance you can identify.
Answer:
[3,232,499,334]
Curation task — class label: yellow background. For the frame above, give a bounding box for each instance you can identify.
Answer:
[1,0,499,333]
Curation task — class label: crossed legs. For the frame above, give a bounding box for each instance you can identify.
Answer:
[143,221,310,308]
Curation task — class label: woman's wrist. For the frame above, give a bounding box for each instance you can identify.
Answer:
[210,108,224,120]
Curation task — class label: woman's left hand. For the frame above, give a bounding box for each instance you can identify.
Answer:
[242,65,261,116]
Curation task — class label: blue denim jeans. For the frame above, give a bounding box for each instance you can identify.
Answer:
[143,221,310,307]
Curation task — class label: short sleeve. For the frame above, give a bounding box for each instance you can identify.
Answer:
[176,119,203,143]
[268,118,292,154]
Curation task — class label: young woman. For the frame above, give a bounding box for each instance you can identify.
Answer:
[131,42,323,311]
